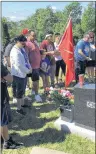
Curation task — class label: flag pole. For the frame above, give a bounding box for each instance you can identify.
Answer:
[58,11,73,46]
[59,11,73,89]
[64,66,67,89]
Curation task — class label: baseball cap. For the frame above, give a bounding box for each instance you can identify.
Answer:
[21,28,29,35]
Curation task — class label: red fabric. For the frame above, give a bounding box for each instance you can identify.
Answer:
[58,18,75,87]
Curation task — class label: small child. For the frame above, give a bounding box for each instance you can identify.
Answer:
[40,50,51,94]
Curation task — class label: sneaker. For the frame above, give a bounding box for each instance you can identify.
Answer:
[24,96,32,101]
[3,137,23,149]
[13,98,17,103]
[51,83,55,88]
[59,78,62,83]
[55,83,59,88]
[31,91,35,95]
[25,87,30,91]
[35,95,42,102]
[16,109,26,115]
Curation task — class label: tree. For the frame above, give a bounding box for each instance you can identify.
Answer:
[2,2,95,44]
[2,17,10,50]
[7,21,19,38]
[81,2,95,33]
[63,2,82,26]
[43,6,58,36]
[53,11,66,34]
[60,2,83,38]
[73,24,83,39]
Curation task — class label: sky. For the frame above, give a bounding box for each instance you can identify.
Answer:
[2,1,89,21]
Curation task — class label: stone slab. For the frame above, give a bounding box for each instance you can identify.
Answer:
[54,117,95,142]
[30,147,68,154]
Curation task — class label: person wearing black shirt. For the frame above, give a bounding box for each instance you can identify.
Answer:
[1,63,23,150]
[86,32,96,83]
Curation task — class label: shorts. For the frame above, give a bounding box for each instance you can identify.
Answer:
[12,76,26,98]
[86,60,96,67]
[1,103,12,126]
[31,69,40,81]
[75,60,87,82]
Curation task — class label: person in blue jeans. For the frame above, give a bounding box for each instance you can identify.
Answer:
[74,33,91,83]
[40,50,51,94]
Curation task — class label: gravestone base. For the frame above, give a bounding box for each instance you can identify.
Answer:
[60,105,74,123]
[54,117,95,142]
[30,147,68,154]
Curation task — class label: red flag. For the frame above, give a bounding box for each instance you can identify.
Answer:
[58,18,75,87]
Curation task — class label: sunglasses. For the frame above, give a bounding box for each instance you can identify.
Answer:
[90,37,94,38]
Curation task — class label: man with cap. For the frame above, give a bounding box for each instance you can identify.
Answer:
[40,31,56,87]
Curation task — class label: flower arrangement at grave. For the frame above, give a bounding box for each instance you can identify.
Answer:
[46,87,74,105]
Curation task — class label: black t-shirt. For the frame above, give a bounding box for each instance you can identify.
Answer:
[1,63,9,107]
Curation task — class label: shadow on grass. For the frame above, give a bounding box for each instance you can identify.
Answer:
[9,101,60,131]
[10,127,66,147]
[8,91,68,148]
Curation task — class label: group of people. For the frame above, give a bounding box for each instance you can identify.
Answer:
[1,28,95,151]
[3,30,66,115]
[1,29,66,151]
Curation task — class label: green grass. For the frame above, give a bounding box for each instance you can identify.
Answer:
[3,80,95,154]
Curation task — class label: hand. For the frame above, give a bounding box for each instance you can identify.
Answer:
[86,57,91,61]
[49,51,55,55]
[54,51,60,56]
[28,68,32,74]
[90,44,95,49]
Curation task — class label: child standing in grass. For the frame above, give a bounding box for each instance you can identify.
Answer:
[40,50,51,94]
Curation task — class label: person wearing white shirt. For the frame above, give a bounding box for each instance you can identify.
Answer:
[10,35,31,115]
[54,33,66,85]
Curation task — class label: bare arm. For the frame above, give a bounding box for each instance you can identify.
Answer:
[78,49,90,60]
[4,56,11,67]
[45,51,55,55]
[1,63,13,82]
[3,74,13,82]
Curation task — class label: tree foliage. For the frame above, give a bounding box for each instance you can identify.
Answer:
[2,17,10,49]
[81,2,95,33]
[2,2,95,48]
